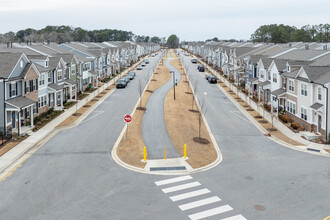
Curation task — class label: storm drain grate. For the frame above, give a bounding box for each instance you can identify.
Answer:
[150,166,186,171]
[307,148,320,152]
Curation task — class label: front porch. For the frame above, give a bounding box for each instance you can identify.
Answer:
[5,96,36,136]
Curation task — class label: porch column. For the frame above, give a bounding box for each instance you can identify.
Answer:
[18,110,21,136]
[277,98,280,115]
[60,90,64,108]
[69,86,73,100]
[54,92,58,109]
[30,105,34,127]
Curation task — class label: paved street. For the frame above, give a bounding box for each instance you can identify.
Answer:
[0,52,329,220]
[142,55,182,159]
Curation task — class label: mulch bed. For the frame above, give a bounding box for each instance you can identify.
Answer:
[185,92,192,94]
[136,107,146,111]
[145,90,153,93]
[254,116,262,119]
[72,113,82,116]
[189,109,199,113]
[259,120,268,123]
[83,105,91,108]
[268,128,278,131]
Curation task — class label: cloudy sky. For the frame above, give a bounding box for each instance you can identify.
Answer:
[0,0,329,41]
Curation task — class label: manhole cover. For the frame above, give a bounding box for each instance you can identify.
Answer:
[254,205,265,211]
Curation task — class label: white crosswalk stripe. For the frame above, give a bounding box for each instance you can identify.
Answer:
[178,196,221,211]
[188,205,233,220]
[154,175,192,186]
[170,189,211,201]
[154,176,247,219]
[162,182,201,193]
[221,214,247,220]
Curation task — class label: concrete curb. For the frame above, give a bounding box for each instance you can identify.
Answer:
[195,56,330,158]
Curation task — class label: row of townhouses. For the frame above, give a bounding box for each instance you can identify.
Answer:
[185,41,330,141]
[0,41,160,135]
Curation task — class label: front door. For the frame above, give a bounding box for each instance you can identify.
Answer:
[12,112,15,129]
[318,115,322,133]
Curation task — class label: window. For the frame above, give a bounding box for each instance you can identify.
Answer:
[71,64,76,75]
[57,70,62,81]
[25,81,29,94]
[289,79,295,92]
[39,74,45,86]
[318,87,322,100]
[20,60,23,68]
[38,95,47,108]
[48,72,51,82]
[33,103,37,114]
[25,108,30,118]
[10,83,17,97]
[301,84,307,96]
[260,69,264,78]
[268,71,271,81]
[45,60,48,67]
[273,73,277,83]
[301,107,307,121]
[32,79,36,91]
[287,101,296,115]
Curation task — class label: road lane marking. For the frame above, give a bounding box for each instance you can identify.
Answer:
[170,189,210,201]
[162,182,201,193]
[188,205,233,220]
[229,111,252,124]
[80,111,104,125]
[178,196,221,211]
[221,214,247,220]
[0,154,31,182]
[155,175,192,186]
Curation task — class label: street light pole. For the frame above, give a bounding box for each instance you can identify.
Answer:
[171,71,176,100]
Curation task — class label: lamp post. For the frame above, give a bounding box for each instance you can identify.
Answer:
[0,77,6,136]
[171,71,176,100]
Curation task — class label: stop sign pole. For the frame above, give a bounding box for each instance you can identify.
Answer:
[124,115,132,140]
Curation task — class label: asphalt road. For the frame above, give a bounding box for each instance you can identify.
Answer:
[141,55,181,159]
[0,51,329,220]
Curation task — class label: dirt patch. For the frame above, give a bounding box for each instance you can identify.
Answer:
[164,59,217,169]
[0,135,29,157]
[117,60,171,168]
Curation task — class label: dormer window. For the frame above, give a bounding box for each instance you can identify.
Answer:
[20,60,23,68]
[287,65,290,72]
[45,61,48,67]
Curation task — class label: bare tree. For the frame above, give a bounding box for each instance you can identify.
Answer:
[191,79,198,110]
[137,77,145,108]
[197,99,207,139]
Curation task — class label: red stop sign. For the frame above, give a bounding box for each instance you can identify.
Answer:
[124,115,132,123]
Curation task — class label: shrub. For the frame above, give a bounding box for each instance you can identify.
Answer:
[279,114,291,123]
[264,104,271,112]
[291,122,301,130]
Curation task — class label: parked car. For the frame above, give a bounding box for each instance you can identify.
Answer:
[141,62,146,66]
[137,65,142,70]
[191,59,197,63]
[145,59,149,64]
[151,53,156,57]
[208,76,217,84]
[205,74,212,80]
[129,71,136,77]
[116,79,127,88]
[127,72,135,80]
[123,76,130,84]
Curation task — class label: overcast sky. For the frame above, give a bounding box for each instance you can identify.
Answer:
[0,0,329,41]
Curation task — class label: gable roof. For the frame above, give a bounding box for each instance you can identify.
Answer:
[0,53,24,78]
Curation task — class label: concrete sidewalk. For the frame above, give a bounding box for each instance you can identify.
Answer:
[195,56,330,157]
[0,59,143,178]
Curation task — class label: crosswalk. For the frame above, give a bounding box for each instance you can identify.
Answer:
[154,175,246,220]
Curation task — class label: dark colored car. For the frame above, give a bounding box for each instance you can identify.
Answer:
[116,79,127,88]
[208,76,217,84]
[205,74,212,80]
[199,66,205,72]
[127,72,135,80]
[191,59,197,63]
[123,76,130,84]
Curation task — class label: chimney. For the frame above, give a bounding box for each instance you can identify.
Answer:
[305,44,309,50]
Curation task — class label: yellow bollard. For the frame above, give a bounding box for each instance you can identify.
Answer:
[164,146,166,160]
[184,144,187,159]
[144,146,147,161]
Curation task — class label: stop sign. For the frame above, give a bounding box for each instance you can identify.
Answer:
[124,114,132,123]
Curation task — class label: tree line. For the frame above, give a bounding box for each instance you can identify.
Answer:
[251,24,329,43]
[0,25,163,44]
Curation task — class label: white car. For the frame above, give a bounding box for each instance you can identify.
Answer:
[137,65,142,70]
[141,62,146,66]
